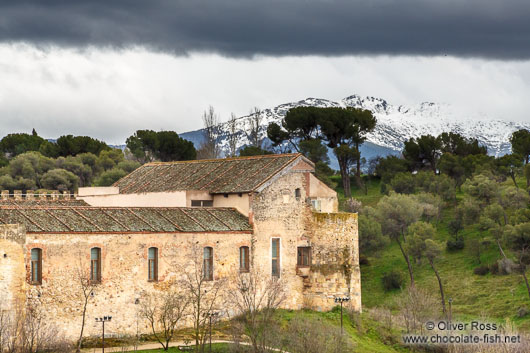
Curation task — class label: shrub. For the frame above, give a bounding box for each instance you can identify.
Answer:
[490,258,516,275]
[473,265,489,276]
[359,254,370,266]
[382,270,403,291]
[517,306,529,318]
[498,258,516,275]
[446,237,465,251]
[345,198,362,213]
[489,262,499,275]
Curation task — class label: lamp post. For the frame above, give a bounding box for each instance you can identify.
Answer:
[206,312,219,353]
[95,316,112,353]
[448,298,453,323]
[334,296,350,335]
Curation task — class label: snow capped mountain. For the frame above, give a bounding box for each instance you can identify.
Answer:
[180,94,530,164]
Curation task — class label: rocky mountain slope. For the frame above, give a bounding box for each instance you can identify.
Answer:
[181,94,530,167]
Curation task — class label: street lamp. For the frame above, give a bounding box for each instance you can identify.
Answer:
[205,312,219,353]
[95,316,112,353]
[334,296,350,335]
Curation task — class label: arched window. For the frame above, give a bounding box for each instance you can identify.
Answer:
[295,188,301,200]
[240,246,250,273]
[203,247,213,281]
[148,247,158,282]
[30,248,42,285]
[90,247,101,283]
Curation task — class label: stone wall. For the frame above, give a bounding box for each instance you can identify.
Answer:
[24,231,251,339]
[250,168,360,312]
[304,212,360,312]
[0,224,27,312]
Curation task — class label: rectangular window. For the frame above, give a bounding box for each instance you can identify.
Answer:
[90,248,101,283]
[148,247,158,281]
[203,247,213,281]
[311,199,321,212]
[30,248,42,285]
[271,238,280,277]
[191,200,214,207]
[297,247,311,267]
[240,246,250,272]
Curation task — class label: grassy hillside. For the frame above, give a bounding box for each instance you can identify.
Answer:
[333,176,530,331]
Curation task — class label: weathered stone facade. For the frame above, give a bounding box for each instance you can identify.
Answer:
[0,153,360,340]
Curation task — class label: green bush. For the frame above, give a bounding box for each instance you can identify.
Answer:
[446,237,465,251]
[473,265,489,276]
[382,270,403,291]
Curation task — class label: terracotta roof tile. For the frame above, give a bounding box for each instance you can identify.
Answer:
[0,206,251,233]
[113,153,305,194]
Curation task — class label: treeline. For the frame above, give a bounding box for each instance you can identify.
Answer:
[0,129,197,193]
[354,129,530,314]
[375,130,530,193]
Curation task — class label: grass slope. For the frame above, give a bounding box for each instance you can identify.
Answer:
[335,176,530,331]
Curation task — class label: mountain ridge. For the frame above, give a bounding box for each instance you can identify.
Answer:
[180,94,530,168]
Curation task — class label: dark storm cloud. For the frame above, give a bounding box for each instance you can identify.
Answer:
[1,0,529,59]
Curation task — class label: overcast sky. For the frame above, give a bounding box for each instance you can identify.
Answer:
[1,1,529,144]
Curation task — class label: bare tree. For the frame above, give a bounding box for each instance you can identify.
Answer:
[0,299,71,353]
[198,106,220,159]
[227,113,239,157]
[227,267,286,353]
[177,243,226,353]
[75,255,97,353]
[246,107,263,148]
[140,290,189,351]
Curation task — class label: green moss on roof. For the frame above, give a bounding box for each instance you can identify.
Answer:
[114,153,304,194]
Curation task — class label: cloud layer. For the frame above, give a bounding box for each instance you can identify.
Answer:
[1,45,529,144]
[1,0,530,58]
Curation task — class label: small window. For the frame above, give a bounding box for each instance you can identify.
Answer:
[90,247,101,283]
[30,248,42,285]
[203,247,213,281]
[297,247,311,267]
[311,199,321,212]
[148,247,158,282]
[271,238,280,277]
[240,246,250,272]
[191,200,214,207]
[295,188,301,200]
[224,194,229,198]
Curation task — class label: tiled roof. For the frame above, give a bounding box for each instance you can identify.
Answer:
[114,153,306,194]
[0,206,251,233]
[0,199,89,206]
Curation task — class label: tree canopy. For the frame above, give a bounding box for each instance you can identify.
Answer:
[126,130,196,162]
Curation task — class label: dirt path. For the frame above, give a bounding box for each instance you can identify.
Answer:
[81,339,232,353]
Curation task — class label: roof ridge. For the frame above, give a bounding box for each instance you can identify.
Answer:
[143,153,302,166]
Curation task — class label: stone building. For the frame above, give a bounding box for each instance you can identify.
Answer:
[0,153,359,339]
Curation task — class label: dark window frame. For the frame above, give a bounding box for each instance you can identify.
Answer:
[239,246,250,273]
[297,247,311,267]
[30,248,42,285]
[191,200,214,207]
[295,188,301,200]
[90,247,102,284]
[203,247,213,281]
[271,238,280,277]
[148,247,158,282]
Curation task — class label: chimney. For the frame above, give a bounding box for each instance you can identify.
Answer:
[62,191,71,200]
[1,190,9,200]
[25,191,35,200]
[50,190,59,200]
